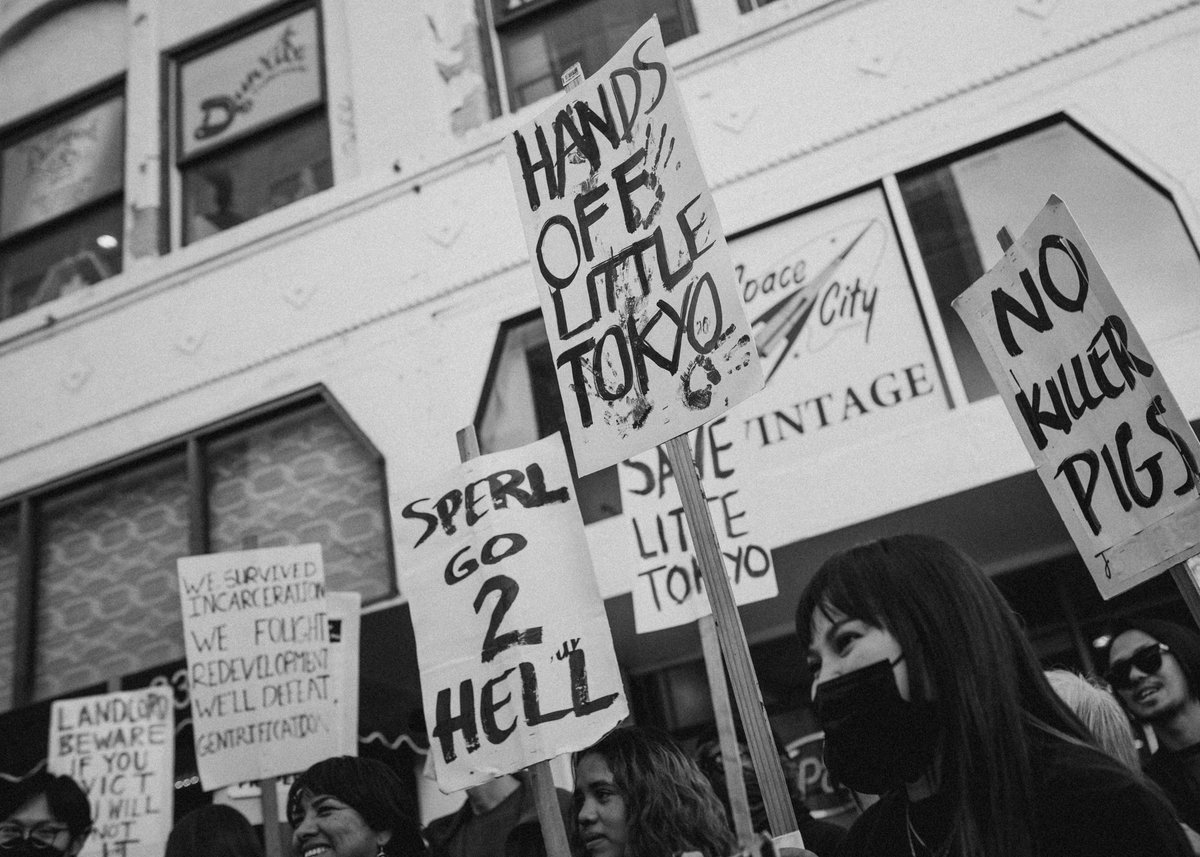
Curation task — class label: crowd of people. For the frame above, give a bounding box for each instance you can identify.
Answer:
[5,534,1200,857]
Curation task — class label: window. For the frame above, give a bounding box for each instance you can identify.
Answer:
[899,118,1200,402]
[0,91,125,321]
[476,312,621,524]
[171,3,332,246]
[490,0,696,112]
[1,389,394,711]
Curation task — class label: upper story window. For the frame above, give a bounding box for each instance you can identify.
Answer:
[490,0,697,112]
[0,88,125,321]
[170,2,332,246]
[898,118,1200,403]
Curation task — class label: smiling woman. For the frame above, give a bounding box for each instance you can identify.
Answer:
[287,757,426,857]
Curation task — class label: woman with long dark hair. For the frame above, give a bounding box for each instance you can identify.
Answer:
[795,534,1189,857]
[572,725,735,857]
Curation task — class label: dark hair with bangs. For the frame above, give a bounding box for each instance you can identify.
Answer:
[286,756,425,856]
[572,725,735,857]
[794,534,1092,857]
[0,772,92,839]
[165,804,263,857]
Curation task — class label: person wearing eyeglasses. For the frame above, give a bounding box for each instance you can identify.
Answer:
[0,771,91,857]
[1108,619,1200,836]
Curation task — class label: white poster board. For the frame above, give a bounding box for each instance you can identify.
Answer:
[504,17,763,476]
[177,543,338,789]
[398,434,627,792]
[953,196,1200,597]
[621,417,777,632]
[213,590,361,822]
[48,687,174,857]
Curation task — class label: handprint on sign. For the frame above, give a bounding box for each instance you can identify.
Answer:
[626,122,675,231]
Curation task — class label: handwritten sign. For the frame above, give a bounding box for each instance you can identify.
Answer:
[177,543,337,789]
[399,434,627,791]
[953,196,1200,597]
[504,17,763,476]
[621,417,776,632]
[48,688,174,857]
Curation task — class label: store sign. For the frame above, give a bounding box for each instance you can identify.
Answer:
[179,8,322,159]
[177,543,338,790]
[621,417,777,632]
[48,687,174,857]
[954,196,1200,598]
[0,98,124,239]
[733,187,948,460]
[504,17,763,476]
[398,435,627,792]
[785,732,857,820]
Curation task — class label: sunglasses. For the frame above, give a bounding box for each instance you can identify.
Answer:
[1105,643,1171,689]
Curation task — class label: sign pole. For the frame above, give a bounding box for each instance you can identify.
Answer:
[699,614,755,841]
[238,533,284,857]
[456,427,572,857]
[664,435,798,837]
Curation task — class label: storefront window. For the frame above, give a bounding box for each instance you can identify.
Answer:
[0,94,125,321]
[206,402,394,602]
[476,312,621,523]
[493,0,695,111]
[899,119,1200,402]
[34,455,190,701]
[0,389,393,711]
[173,3,331,245]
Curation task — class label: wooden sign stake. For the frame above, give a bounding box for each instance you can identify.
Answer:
[699,614,755,841]
[239,534,285,857]
[664,435,798,837]
[457,426,572,857]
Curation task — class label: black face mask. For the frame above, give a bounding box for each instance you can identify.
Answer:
[813,657,939,795]
[2,844,68,857]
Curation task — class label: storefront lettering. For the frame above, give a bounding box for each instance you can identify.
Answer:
[743,362,935,447]
[194,24,309,141]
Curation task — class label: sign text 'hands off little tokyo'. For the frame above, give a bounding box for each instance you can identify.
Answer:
[504,17,763,475]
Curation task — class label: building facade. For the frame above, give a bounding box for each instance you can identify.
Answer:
[2,0,1199,826]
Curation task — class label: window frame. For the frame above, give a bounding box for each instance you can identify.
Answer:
[1,385,396,710]
[894,111,1200,406]
[0,77,127,320]
[163,0,331,249]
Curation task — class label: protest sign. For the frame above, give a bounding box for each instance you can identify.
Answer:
[48,687,174,857]
[398,433,627,792]
[954,196,1200,598]
[177,543,338,789]
[504,16,763,476]
[621,419,777,632]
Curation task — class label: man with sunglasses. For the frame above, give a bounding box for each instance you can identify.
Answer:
[0,771,91,857]
[1109,619,1200,833]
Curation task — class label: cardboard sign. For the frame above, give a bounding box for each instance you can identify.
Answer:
[48,688,174,857]
[177,543,338,789]
[953,196,1200,597]
[398,434,627,792]
[504,17,764,476]
[621,419,777,632]
[213,590,362,823]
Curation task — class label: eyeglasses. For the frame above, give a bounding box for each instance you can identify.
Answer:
[1105,643,1172,689]
[0,822,71,849]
